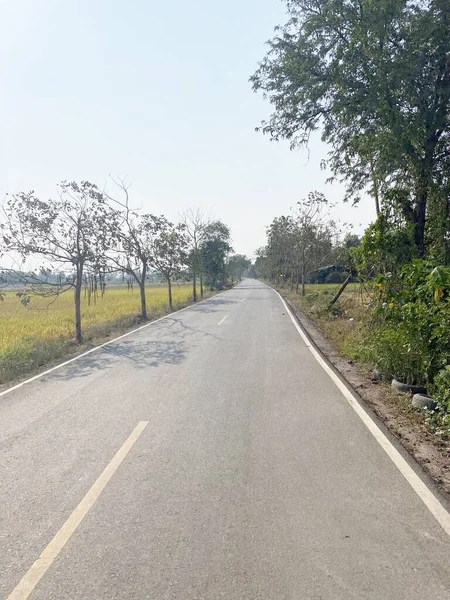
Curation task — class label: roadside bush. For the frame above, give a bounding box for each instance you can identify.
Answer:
[358,326,427,384]
[354,211,416,278]
[304,292,320,303]
[430,366,450,413]
[328,300,343,317]
[364,261,450,385]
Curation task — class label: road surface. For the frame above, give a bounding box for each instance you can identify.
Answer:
[1,280,449,599]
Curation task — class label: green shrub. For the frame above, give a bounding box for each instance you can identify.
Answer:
[305,292,320,302]
[328,300,343,317]
[358,326,428,384]
[354,211,416,278]
[430,366,450,413]
[369,261,450,384]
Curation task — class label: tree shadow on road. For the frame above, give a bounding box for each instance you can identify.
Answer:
[188,297,239,313]
[42,338,188,382]
[41,297,235,383]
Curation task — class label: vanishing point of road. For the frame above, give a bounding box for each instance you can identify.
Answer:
[1,280,449,599]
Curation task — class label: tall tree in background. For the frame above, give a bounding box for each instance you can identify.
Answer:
[182,208,210,301]
[150,217,189,310]
[1,181,118,343]
[263,192,335,295]
[227,254,251,283]
[293,192,335,296]
[254,247,270,280]
[266,215,297,284]
[333,233,361,273]
[251,0,450,257]
[201,221,232,290]
[106,179,155,320]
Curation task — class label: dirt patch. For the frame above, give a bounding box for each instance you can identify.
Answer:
[282,295,450,496]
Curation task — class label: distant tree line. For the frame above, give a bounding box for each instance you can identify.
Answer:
[0,180,249,343]
[254,192,358,294]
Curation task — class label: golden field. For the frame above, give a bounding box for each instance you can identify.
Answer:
[0,284,200,382]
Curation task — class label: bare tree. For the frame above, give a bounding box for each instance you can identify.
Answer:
[150,217,189,310]
[263,192,336,295]
[181,208,210,301]
[293,192,335,296]
[105,178,154,320]
[1,181,118,343]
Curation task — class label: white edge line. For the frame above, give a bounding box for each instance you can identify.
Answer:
[0,292,227,399]
[275,288,450,538]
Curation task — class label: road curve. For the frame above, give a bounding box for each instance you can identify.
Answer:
[1,279,449,599]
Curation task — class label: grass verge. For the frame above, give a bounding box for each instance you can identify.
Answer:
[272,282,450,441]
[272,283,450,493]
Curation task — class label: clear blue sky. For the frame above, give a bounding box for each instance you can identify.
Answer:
[1,0,374,257]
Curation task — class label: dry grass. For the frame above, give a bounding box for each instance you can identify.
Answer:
[276,282,370,359]
[276,282,450,441]
[0,283,208,384]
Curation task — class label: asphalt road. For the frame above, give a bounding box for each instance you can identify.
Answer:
[1,279,449,599]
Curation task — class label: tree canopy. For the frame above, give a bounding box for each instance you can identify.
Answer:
[201,221,233,290]
[251,0,450,256]
[1,181,119,342]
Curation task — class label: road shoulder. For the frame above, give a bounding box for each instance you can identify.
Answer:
[277,289,450,497]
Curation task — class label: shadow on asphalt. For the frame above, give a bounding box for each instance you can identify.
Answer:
[188,297,239,313]
[43,338,188,381]
[42,297,236,382]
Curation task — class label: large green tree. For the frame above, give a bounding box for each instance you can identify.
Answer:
[227,254,252,283]
[201,221,232,289]
[251,0,450,257]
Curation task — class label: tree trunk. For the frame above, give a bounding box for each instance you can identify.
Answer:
[200,274,204,298]
[413,191,427,258]
[74,266,83,344]
[371,162,380,216]
[301,263,306,297]
[139,281,147,320]
[301,248,306,297]
[138,263,147,319]
[167,277,173,310]
[329,274,352,307]
[413,136,438,258]
[193,270,197,302]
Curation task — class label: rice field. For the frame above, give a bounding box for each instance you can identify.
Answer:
[0,283,197,357]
